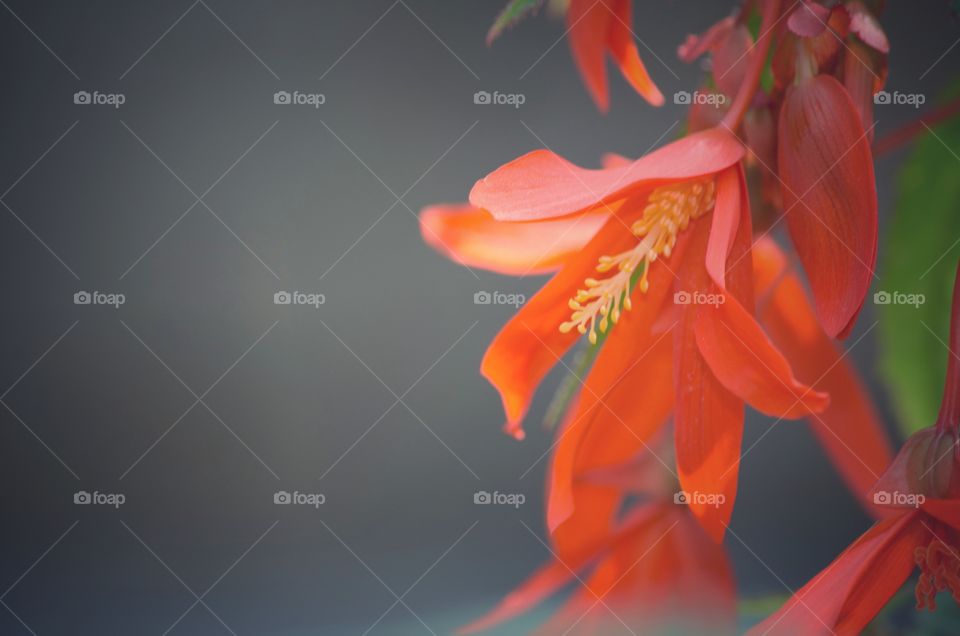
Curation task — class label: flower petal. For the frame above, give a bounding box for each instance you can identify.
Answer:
[778,74,877,338]
[470,128,745,222]
[606,0,664,106]
[420,203,607,275]
[748,512,922,636]
[698,179,830,419]
[696,294,831,418]
[753,238,893,513]
[704,166,743,289]
[922,499,960,530]
[673,216,744,542]
[567,0,613,112]
[481,215,639,438]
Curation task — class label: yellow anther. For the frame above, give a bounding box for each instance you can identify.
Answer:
[560,178,716,342]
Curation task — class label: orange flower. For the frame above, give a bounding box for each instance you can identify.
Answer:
[422,128,834,540]
[460,443,737,636]
[566,0,664,111]
[749,262,960,636]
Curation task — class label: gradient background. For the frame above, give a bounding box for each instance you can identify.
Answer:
[0,1,957,634]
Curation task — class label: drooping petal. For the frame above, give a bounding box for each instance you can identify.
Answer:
[778,74,877,338]
[547,234,682,552]
[704,166,743,289]
[470,127,745,222]
[753,238,894,513]
[748,512,923,636]
[698,172,830,419]
[538,506,735,636]
[567,0,612,112]
[481,214,639,438]
[547,330,674,535]
[787,1,831,38]
[420,203,607,275]
[673,215,744,542]
[695,294,831,418]
[678,16,734,62]
[606,0,664,106]
[711,24,753,98]
[846,1,889,53]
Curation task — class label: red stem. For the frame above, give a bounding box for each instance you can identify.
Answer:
[874,96,960,156]
[937,260,960,433]
[720,0,781,131]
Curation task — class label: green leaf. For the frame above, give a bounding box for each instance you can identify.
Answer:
[487,0,545,45]
[878,84,960,437]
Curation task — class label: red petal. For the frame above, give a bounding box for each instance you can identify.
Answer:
[787,1,831,38]
[673,216,744,542]
[754,238,894,514]
[567,0,613,112]
[704,166,743,289]
[420,203,606,275]
[847,1,889,53]
[696,293,831,418]
[748,512,922,636]
[606,0,664,106]
[712,24,753,98]
[778,74,877,338]
[470,128,745,222]
[678,16,734,62]
[480,214,640,438]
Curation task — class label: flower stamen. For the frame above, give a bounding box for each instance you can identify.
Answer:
[560,179,716,343]
[915,534,960,610]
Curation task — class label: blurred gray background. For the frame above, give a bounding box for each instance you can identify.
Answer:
[0,1,957,634]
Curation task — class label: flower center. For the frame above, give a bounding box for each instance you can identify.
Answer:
[915,533,960,610]
[559,179,716,344]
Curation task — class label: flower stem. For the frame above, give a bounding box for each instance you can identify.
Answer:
[720,0,781,132]
[937,260,960,433]
[874,96,960,156]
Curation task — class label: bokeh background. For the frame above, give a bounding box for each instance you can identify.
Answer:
[0,1,957,634]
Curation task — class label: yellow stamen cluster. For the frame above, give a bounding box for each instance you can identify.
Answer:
[560,179,716,344]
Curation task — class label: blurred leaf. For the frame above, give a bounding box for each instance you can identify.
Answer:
[878,83,960,436]
[487,0,545,45]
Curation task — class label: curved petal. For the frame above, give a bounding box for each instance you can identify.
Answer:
[567,0,613,112]
[696,295,831,418]
[712,24,752,98]
[748,512,922,636]
[754,238,894,514]
[678,16,734,62]
[420,203,607,275]
[607,0,664,106]
[778,74,877,338]
[705,166,744,289]
[481,214,640,438]
[470,128,745,222]
[673,216,744,542]
[547,331,674,535]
